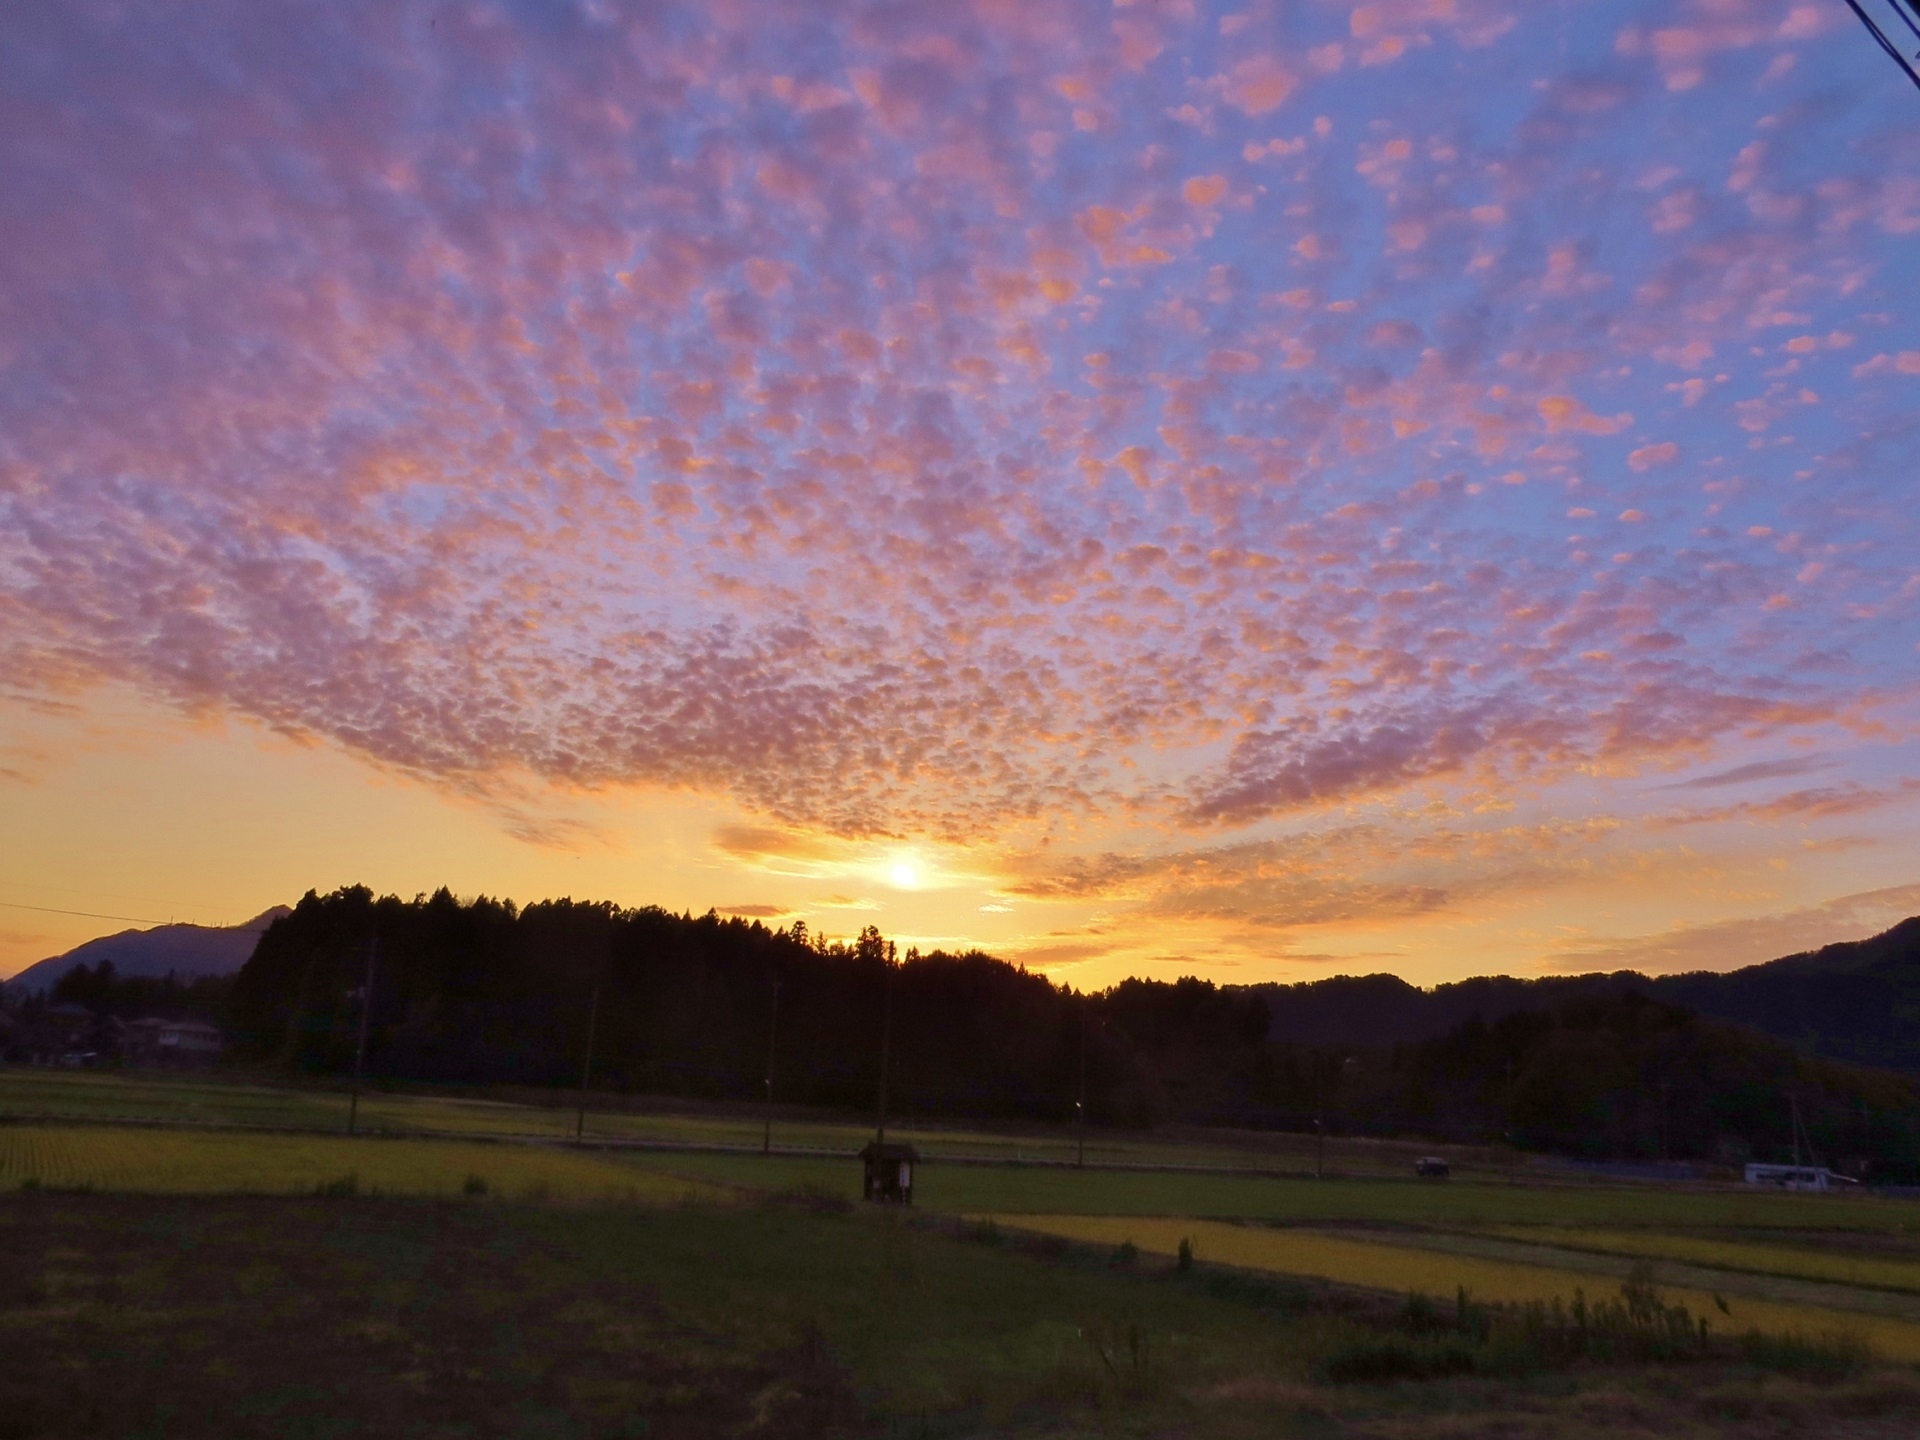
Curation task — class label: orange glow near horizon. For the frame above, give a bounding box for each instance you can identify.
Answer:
[5,687,1919,988]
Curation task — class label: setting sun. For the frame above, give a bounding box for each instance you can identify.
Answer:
[889,861,920,890]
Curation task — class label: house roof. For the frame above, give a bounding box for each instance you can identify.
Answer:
[129,1017,221,1033]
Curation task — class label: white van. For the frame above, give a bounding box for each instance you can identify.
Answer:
[1743,1163,1853,1192]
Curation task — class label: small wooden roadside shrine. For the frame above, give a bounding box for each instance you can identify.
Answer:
[859,1140,920,1205]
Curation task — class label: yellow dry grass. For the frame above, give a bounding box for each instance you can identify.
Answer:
[1492,1227,1920,1295]
[988,1213,1920,1362]
[0,1125,726,1204]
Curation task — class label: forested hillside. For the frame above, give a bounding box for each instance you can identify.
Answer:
[6,908,288,992]
[1256,918,1920,1074]
[217,888,1920,1177]
[226,886,1257,1127]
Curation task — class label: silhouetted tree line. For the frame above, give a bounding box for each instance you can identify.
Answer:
[219,888,1920,1173]
[226,887,1258,1126]
[1315,992,1920,1178]
[53,962,234,1023]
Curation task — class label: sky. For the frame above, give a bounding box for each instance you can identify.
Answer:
[3,0,1919,988]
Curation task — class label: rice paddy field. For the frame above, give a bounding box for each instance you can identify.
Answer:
[0,1066,1500,1173]
[10,1073,1920,1436]
[609,1148,1920,1361]
[0,1123,721,1203]
[1488,1226,1920,1294]
[608,1145,1920,1232]
[981,1215,1920,1363]
[11,1109,1920,1358]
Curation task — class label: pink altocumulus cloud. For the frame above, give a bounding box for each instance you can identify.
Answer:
[998,813,1640,933]
[0,0,1914,842]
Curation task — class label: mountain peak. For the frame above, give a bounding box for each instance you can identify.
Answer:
[4,906,288,991]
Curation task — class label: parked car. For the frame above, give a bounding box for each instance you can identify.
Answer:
[1414,1156,1450,1178]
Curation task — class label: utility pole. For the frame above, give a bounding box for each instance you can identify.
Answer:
[1504,1055,1517,1184]
[1657,1080,1670,1163]
[1313,1054,1327,1179]
[1075,1012,1088,1169]
[874,945,895,1149]
[575,982,600,1145]
[347,937,378,1136]
[1315,1055,1351,1180]
[762,977,781,1156]
[1504,1056,1516,1137]
[1788,1088,1821,1171]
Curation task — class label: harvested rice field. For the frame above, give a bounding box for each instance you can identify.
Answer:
[15,1191,1920,1440]
[630,1146,1920,1234]
[985,1213,1920,1362]
[0,1068,1486,1174]
[8,1095,1920,1436]
[0,1124,724,1203]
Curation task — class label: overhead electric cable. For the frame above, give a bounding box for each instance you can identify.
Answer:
[1844,0,1920,91]
[0,899,175,926]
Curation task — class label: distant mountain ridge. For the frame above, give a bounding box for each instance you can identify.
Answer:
[5,907,290,993]
[1259,916,1920,1073]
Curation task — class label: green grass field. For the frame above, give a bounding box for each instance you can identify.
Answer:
[0,1192,1310,1438]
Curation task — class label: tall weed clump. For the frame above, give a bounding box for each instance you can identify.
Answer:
[1476,1267,1711,1368]
[1080,1315,1156,1398]
[1317,1267,1725,1383]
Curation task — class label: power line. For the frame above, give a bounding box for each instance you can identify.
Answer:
[0,899,176,926]
[1844,0,1920,91]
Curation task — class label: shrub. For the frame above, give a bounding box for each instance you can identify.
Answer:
[314,1172,360,1198]
[1331,1270,1724,1384]
[1108,1240,1138,1270]
[1454,1285,1491,1342]
[1023,1232,1070,1261]
[1317,1334,1477,1383]
[761,1183,853,1215]
[1401,1291,1446,1334]
[1176,1237,1193,1272]
[462,1173,488,1197]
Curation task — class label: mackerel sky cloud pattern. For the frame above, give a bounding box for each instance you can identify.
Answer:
[3,0,1918,953]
